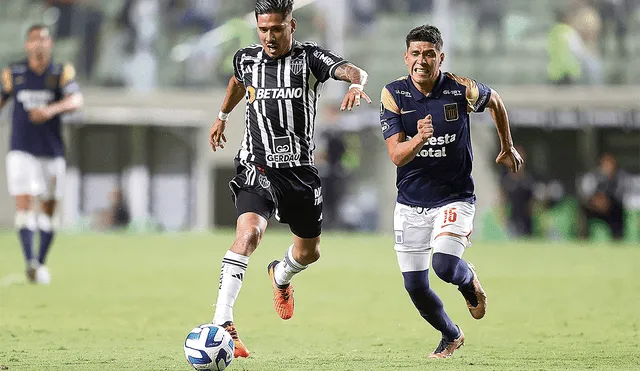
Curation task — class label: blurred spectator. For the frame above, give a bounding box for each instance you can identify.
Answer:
[596,0,631,58]
[45,0,104,80]
[500,146,535,237]
[476,0,504,54]
[95,188,131,231]
[568,2,603,84]
[578,153,628,240]
[348,0,376,35]
[118,0,160,90]
[547,3,603,85]
[176,0,220,33]
[316,105,348,230]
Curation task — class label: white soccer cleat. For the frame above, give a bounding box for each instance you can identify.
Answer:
[36,265,51,285]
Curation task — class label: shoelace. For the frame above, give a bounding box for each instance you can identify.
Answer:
[225,326,239,340]
[278,287,290,301]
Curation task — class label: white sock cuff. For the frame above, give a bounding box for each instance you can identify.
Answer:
[15,210,36,230]
[38,214,53,232]
[285,245,307,271]
[222,250,249,269]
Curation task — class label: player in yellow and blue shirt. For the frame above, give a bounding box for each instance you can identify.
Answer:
[380,25,523,358]
[0,25,83,284]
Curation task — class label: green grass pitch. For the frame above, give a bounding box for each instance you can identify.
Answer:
[1,231,639,370]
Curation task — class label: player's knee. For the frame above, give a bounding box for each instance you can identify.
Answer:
[233,225,264,254]
[402,270,430,294]
[15,210,36,230]
[431,252,460,284]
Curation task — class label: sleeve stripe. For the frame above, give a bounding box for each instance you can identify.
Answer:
[1,67,12,93]
[381,87,400,114]
[446,72,480,109]
[60,64,76,87]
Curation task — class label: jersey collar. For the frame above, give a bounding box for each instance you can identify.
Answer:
[407,71,445,101]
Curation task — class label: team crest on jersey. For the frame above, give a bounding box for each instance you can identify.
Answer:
[290,56,305,75]
[15,75,24,85]
[444,103,459,122]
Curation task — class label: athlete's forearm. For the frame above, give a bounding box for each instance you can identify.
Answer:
[48,93,83,116]
[487,89,513,150]
[334,63,368,86]
[388,136,426,167]
[220,75,246,114]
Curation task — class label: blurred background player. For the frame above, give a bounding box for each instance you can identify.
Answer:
[0,24,83,284]
[578,152,628,240]
[207,0,371,358]
[379,25,523,358]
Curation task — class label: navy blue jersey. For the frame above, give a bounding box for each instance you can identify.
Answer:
[1,60,80,158]
[380,72,492,208]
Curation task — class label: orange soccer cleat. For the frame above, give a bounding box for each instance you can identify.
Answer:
[267,260,295,320]
[458,262,487,320]
[429,327,465,359]
[221,321,250,358]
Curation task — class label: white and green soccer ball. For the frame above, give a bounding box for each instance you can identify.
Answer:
[184,324,234,370]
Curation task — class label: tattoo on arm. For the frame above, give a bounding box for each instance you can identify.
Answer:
[335,63,368,86]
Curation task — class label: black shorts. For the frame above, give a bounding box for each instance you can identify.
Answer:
[229,159,323,238]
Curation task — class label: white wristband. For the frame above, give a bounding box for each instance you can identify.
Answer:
[349,83,364,91]
[218,111,230,121]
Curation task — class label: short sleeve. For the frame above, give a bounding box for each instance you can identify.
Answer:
[446,73,492,113]
[60,63,81,96]
[232,49,245,84]
[1,67,12,100]
[380,86,404,140]
[307,44,347,83]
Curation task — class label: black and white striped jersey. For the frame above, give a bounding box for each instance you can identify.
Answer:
[233,40,347,168]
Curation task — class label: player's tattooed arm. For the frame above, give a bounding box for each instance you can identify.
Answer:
[334,63,368,86]
[334,63,372,111]
[486,89,524,173]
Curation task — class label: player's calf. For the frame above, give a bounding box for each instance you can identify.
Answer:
[15,210,37,282]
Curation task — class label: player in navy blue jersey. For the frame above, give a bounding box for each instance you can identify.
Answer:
[0,25,83,284]
[207,0,371,358]
[380,25,523,358]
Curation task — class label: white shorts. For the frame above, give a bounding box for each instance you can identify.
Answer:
[393,201,475,272]
[6,150,66,200]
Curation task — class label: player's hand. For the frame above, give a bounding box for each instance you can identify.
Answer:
[209,118,227,152]
[496,146,524,173]
[340,85,372,111]
[416,114,434,142]
[29,106,54,124]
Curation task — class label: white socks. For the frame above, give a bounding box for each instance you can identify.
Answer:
[273,245,307,286]
[213,250,249,325]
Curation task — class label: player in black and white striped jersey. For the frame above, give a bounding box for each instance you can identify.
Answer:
[207,0,371,358]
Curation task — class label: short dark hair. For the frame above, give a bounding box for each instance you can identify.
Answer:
[26,24,49,37]
[255,0,294,19]
[405,25,443,50]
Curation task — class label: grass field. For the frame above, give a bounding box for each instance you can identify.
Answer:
[1,231,639,371]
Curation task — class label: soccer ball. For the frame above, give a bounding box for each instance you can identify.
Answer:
[184,324,234,370]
